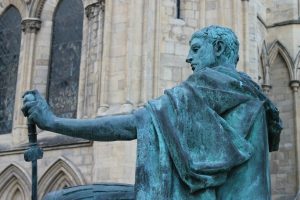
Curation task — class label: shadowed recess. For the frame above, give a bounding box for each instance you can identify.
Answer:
[0,6,21,134]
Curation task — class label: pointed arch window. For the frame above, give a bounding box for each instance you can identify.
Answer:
[0,6,22,134]
[0,164,31,199]
[38,158,84,198]
[47,0,84,118]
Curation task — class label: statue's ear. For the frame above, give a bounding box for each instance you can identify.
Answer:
[213,40,225,57]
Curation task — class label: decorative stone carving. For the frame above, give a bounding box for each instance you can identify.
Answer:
[38,157,85,198]
[261,84,272,94]
[35,0,47,18]
[21,18,41,33]
[85,1,105,19]
[80,0,105,117]
[0,164,31,199]
[261,41,272,94]
[290,80,300,92]
[268,40,294,75]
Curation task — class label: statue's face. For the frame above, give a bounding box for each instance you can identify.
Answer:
[186,37,217,72]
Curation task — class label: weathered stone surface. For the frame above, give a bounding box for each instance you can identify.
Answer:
[0,0,299,199]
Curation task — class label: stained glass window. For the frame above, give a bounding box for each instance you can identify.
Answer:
[0,6,21,134]
[47,0,84,118]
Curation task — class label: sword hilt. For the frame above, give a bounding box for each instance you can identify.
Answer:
[24,119,43,162]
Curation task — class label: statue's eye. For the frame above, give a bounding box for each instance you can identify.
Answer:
[192,46,200,53]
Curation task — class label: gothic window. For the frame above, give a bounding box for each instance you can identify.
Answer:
[38,158,84,198]
[47,0,84,118]
[266,41,296,197]
[0,164,31,199]
[176,0,181,19]
[269,54,296,197]
[0,6,21,134]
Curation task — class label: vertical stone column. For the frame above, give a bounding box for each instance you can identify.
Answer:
[140,0,160,101]
[290,80,300,192]
[92,0,137,184]
[13,18,41,144]
[80,1,105,118]
[261,42,272,94]
[240,0,250,73]
[261,83,272,94]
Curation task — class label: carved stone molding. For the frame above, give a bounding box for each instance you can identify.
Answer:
[290,80,300,92]
[34,0,47,18]
[0,164,31,199]
[261,41,271,86]
[85,0,105,19]
[38,157,85,197]
[21,18,41,33]
[81,0,105,117]
[261,84,272,94]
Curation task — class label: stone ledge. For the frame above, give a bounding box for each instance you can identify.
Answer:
[0,134,91,156]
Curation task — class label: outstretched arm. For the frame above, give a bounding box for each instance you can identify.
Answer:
[22,90,137,141]
[45,114,137,141]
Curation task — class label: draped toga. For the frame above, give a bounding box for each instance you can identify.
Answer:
[134,65,281,200]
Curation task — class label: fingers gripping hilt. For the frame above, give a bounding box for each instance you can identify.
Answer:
[22,91,44,161]
[24,119,43,162]
[24,118,43,200]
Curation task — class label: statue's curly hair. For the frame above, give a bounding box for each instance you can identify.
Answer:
[191,25,240,65]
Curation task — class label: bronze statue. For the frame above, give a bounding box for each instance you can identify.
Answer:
[22,25,282,199]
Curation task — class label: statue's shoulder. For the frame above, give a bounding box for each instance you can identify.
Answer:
[184,66,241,89]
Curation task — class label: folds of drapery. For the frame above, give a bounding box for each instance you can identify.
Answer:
[146,67,265,192]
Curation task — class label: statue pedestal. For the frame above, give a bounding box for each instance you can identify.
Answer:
[43,183,134,200]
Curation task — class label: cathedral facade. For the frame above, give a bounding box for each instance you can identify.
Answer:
[0,0,299,199]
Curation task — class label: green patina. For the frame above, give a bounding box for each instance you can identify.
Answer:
[22,26,282,200]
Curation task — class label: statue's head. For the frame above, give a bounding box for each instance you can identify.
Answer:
[186,25,239,72]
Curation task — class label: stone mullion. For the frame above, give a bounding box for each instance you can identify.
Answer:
[140,0,161,103]
[83,1,104,117]
[82,9,94,117]
[13,18,41,144]
[125,0,143,108]
[97,0,110,116]
[290,80,300,192]
[261,42,272,94]
[95,3,105,115]
[240,0,249,73]
[261,65,272,94]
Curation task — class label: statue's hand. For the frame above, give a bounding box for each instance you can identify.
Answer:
[22,90,55,130]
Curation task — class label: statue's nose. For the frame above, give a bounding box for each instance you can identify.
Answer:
[186,56,192,63]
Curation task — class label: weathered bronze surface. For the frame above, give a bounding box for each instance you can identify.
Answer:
[43,183,134,200]
[23,94,44,200]
[22,26,282,199]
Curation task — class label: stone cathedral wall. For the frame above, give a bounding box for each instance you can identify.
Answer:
[0,0,300,199]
